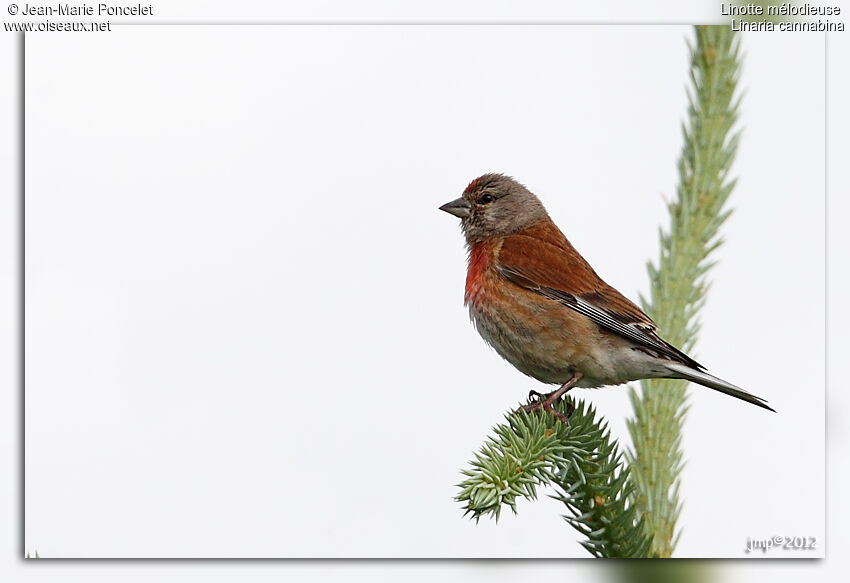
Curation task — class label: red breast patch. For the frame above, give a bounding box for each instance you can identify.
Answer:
[464,242,491,305]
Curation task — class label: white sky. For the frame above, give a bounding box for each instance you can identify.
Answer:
[22,25,825,559]
[2,1,848,580]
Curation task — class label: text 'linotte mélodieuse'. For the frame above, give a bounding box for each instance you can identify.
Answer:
[721,3,844,31]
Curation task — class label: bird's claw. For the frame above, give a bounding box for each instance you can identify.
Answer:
[521,400,542,414]
[519,394,573,425]
[527,389,544,402]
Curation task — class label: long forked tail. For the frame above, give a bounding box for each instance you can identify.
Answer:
[665,363,775,412]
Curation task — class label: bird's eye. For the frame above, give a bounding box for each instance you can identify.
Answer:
[478,194,495,204]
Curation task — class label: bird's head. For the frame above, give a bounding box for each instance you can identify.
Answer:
[439,173,549,245]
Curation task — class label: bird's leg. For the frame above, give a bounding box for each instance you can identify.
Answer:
[521,372,584,423]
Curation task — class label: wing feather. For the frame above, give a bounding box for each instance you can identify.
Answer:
[496,223,704,370]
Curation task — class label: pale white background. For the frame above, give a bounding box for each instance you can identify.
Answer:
[22,24,824,559]
[2,0,848,581]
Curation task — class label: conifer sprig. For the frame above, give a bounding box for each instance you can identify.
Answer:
[457,399,651,558]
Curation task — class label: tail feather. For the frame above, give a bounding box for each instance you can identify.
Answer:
[665,363,775,412]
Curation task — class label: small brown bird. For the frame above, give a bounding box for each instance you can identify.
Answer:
[440,173,774,420]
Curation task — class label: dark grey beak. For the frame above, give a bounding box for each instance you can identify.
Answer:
[439,197,471,219]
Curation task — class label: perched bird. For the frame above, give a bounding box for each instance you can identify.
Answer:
[440,173,774,420]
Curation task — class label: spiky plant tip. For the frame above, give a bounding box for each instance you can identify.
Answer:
[457,397,651,557]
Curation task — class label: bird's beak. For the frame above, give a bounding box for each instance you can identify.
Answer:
[439,197,471,219]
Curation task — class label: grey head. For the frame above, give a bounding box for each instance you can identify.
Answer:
[439,173,549,245]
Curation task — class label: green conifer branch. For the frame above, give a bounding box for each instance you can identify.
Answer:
[457,400,651,558]
[627,26,743,558]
